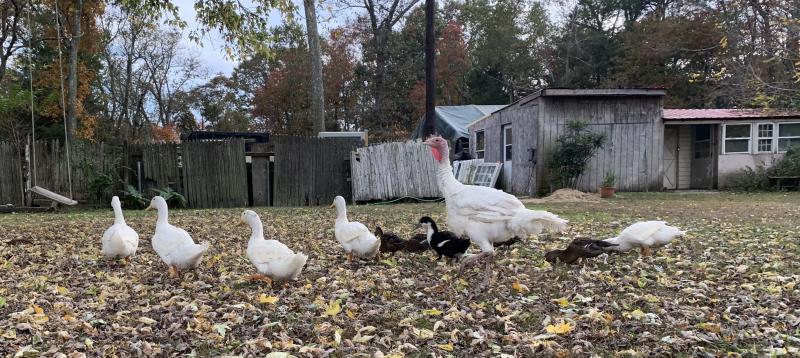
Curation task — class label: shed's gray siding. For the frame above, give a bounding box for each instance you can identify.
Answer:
[469,90,665,196]
[537,96,664,193]
[469,100,539,192]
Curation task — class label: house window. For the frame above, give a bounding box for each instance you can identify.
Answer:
[475,130,485,159]
[723,124,751,154]
[778,122,800,152]
[756,123,774,153]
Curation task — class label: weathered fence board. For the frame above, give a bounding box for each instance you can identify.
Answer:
[0,142,25,205]
[140,143,181,193]
[31,140,125,202]
[181,139,248,209]
[351,140,440,202]
[273,136,359,206]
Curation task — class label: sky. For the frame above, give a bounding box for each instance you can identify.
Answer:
[171,0,347,78]
[172,0,241,77]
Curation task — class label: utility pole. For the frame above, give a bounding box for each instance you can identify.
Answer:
[423,0,436,137]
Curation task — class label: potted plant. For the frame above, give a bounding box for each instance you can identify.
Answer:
[600,171,616,198]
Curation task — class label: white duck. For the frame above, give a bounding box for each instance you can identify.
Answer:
[242,210,308,285]
[146,196,209,277]
[330,196,380,261]
[423,136,567,286]
[101,196,139,263]
[603,221,685,256]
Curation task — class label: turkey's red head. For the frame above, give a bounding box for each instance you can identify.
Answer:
[423,136,449,163]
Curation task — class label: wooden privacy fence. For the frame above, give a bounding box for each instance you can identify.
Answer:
[0,142,24,205]
[182,139,248,208]
[273,135,360,206]
[350,140,440,202]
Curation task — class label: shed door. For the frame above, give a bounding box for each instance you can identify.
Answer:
[502,125,512,186]
[663,126,678,189]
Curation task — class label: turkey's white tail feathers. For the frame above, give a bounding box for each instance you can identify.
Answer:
[509,209,568,236]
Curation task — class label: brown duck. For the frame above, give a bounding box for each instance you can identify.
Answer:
[544,237,618,265]
[375,227,406,257]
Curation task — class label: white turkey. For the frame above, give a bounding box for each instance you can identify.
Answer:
[603,221,685,256]
[423,136,567,286]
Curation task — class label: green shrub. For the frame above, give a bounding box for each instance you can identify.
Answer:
[722,165,770,191]
[547,120,607,190]
[154,187,187,208]
[121,185,147,209]
[722,145,800,192]
[771,145,800,177]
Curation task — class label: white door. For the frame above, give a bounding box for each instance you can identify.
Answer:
[502,125,512,186]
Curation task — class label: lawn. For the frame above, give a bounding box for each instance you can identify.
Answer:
[0,192,798,357]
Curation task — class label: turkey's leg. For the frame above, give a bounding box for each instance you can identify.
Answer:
[169,265,180,278]
[480,252,495,287]
[458,251,491,278]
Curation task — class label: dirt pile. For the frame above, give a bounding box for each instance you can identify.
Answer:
[523,188,600,203]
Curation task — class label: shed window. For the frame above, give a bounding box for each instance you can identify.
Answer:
[756,123,773,153]
[475,130,485,159]
[723,124,751,154]
[778,123,800,152]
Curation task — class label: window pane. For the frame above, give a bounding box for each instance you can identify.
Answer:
[758,123,773,137]
[757,138,772,152]
[476,131,485,150]
[779,138,800,151]
[505,145,512,160]
[779,123,800,137]
[505,127,512,144]
[476,150,485,159]
[695,125,711,140]
[725,139,749,153]
[726,124,750,138]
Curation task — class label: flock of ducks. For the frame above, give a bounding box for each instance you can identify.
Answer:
[101,136,686,287]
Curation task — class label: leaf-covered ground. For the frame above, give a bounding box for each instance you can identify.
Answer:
[1,192,799,357]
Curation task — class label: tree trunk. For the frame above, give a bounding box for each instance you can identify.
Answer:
[66,0,83,142]
[303,0,326,134]
[423,0,436,138]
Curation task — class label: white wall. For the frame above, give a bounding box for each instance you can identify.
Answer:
[718,153,784,186]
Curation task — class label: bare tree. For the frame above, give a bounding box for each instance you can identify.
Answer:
[338,0,419,130]
[95,5,154,141]
[141,29,203,127]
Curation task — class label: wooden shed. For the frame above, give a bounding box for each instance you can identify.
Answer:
[467,89,666,196]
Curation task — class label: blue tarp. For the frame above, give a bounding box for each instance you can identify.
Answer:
[410,105,506,150]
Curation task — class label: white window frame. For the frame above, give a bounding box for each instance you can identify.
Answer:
[755,122,775,153]
[777,122,800,153]
[722,123,752,154]
[474,130,485,159]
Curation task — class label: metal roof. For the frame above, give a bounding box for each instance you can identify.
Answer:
[410,105,507,143]
[663,108,800,120]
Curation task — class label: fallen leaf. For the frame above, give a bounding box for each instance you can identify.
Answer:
[545,322,573,335]
[259,294,279,305]
[436,342,454,351]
